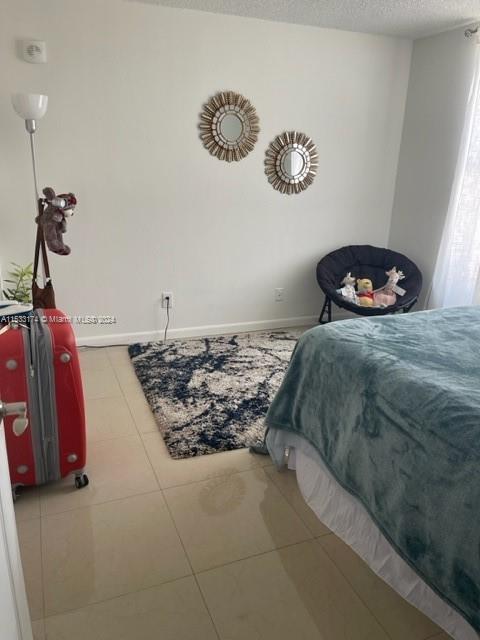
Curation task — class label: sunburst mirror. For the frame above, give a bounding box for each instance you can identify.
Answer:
[265,131,318,195]
[199,91,260,162]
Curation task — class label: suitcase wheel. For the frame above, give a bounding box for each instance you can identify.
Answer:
[74,473,89,490]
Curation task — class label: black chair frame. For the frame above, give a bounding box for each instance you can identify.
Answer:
[316,245,423,325]
[318,295,419,324]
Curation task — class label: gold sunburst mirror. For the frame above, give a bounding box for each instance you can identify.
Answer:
[265,131,318,195]
[199,91,260,162]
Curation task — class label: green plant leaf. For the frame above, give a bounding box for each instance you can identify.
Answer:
[3,262,33,304]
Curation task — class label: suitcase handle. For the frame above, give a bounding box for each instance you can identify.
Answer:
[0,401,29,437]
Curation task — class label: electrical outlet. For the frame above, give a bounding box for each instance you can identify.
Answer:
[161,291,173,308]
[274,288,284,302]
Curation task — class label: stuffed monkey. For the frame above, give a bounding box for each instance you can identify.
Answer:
[38,187,77,255]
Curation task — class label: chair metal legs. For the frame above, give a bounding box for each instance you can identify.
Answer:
[319,297,332,324]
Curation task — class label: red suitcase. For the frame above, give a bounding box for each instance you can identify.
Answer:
[0,308,88,497]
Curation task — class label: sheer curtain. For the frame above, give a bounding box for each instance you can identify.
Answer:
[430,47,480,308]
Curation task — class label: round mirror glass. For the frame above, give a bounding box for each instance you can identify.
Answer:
[265,131,318,194]
[220,113,243,142]
[282,150,305,177]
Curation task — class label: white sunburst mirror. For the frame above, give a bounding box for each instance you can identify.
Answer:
[265,131,318,195]
[199,90,260,162]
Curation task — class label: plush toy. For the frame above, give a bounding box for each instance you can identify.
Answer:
[38,187,77,255]
[337,272,358,304]
[373,267,405,308]
[356,278,375,307]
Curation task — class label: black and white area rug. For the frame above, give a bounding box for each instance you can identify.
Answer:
[128,331,300,459]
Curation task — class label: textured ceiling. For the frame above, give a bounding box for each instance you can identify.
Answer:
[128,0,480,39]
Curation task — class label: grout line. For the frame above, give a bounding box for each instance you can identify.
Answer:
[161,464,273,495]
[34,618,46,638]
[38,515,47,624]
[95,349,161,475]
[318,540,396,640]
[38,487,163,519]
[154,465,265,491]
[263,468,415,637]
[15,513,42,524]
[42,572,193,621]
[263,466,331,538]
[160,487,222,640]
[109,358,163,494]
[193,538,318,578]
[86,431,143,445]
[151,455,270,492]
[39,539,320,625]
[192,573,222,640]
[39,538,352,628]
[318,539,450,639]
[315,532,333,540]
[108,360,157,436]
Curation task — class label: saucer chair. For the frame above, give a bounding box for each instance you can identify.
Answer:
[316,245,423,324]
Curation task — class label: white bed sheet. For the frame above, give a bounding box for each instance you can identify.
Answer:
[266,428,478,640]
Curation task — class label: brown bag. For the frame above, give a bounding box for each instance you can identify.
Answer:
[32,199,56,309]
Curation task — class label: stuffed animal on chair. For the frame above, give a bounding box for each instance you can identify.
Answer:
[373,267,405,308]
[337,272,358,304]
[38,187,77,255]
[356,278,375,307]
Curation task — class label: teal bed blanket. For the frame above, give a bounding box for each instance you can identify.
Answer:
[265,306,480,630]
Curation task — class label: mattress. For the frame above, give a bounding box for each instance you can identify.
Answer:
[267,427,478,640]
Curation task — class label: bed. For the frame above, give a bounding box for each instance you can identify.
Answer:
[265,306,480,640]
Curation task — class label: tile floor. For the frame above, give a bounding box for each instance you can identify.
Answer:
[15,346,452,640]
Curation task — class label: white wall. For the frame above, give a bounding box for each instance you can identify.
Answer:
[388,27,477,306]
[0,0,411,343]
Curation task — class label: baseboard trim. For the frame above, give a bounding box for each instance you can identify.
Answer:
[76,315,320,347]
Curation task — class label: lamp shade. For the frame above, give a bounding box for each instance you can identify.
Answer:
[11,93,48,120]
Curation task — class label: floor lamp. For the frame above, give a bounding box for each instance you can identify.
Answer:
[11,93,48,202]
[11,93,49,301]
